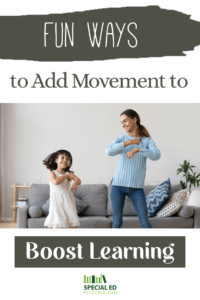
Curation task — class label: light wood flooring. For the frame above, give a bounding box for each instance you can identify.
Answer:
[0,221,17,228]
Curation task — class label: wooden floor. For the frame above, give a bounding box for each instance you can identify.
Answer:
[0,221,17,228]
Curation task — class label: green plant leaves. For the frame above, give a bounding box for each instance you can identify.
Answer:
[177,160,200,190]
[180,180,186,189]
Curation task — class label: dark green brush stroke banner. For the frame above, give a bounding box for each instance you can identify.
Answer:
[0,6,200,61]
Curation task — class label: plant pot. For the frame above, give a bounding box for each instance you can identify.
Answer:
[187,183,191,194]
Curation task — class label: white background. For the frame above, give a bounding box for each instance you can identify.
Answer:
[0,1,200,299]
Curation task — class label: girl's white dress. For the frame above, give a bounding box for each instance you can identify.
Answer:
[44,170,80,228]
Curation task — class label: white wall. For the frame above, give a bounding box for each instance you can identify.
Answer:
[1,103,200,219]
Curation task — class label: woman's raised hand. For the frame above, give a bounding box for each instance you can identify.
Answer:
[124,137,140,148]
[126,148,140,159]
[131,137,140,145]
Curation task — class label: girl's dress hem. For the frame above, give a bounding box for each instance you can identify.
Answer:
[45,221,80,228]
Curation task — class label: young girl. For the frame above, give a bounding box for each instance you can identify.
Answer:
[42,150,81,229]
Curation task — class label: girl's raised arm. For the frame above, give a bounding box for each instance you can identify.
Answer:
[69,172,81,191]
[49,171,70,185]
[69,172,81,185]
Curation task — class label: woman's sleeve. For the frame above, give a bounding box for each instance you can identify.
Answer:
[106,135,124,156]
[138,138,161,161]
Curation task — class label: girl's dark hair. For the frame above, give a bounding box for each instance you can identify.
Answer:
[42,150,73,172]
[120,109,151,138]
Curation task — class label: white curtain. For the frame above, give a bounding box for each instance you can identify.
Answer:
[0,104,2,222]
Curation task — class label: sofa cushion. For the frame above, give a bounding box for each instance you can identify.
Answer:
[146,178,171,217]
[42,198,50,216]
[156,189,188,217]
[177,205,194,219]
[72,184,107,216]
[144,184,182,196]
[28,206,42,218]
[78,216,112,228]
[75,198,89,214]
[108,216,193,228]
[170,184,183,194]
[143,185,157,196]
[29,184,50,207]
[28,216,111,228]
[28,217,49,228]
[41,197,88,216]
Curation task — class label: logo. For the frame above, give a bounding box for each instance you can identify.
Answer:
[83,274,117,295]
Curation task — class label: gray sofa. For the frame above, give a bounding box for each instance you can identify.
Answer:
[17,183,200,228]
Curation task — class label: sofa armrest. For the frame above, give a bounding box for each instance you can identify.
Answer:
[191,206,200,228]
[17,205,29,228]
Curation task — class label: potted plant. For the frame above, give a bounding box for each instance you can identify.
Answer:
[177,160,200,194]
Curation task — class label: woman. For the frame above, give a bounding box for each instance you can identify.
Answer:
[106,109,161,228]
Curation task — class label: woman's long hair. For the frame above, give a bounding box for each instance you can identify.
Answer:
[120,109,151,138]
[42,150,73,172]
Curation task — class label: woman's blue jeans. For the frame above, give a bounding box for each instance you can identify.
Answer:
[111,185,152,228]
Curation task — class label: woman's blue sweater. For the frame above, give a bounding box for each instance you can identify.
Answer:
[106,134,161,188]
